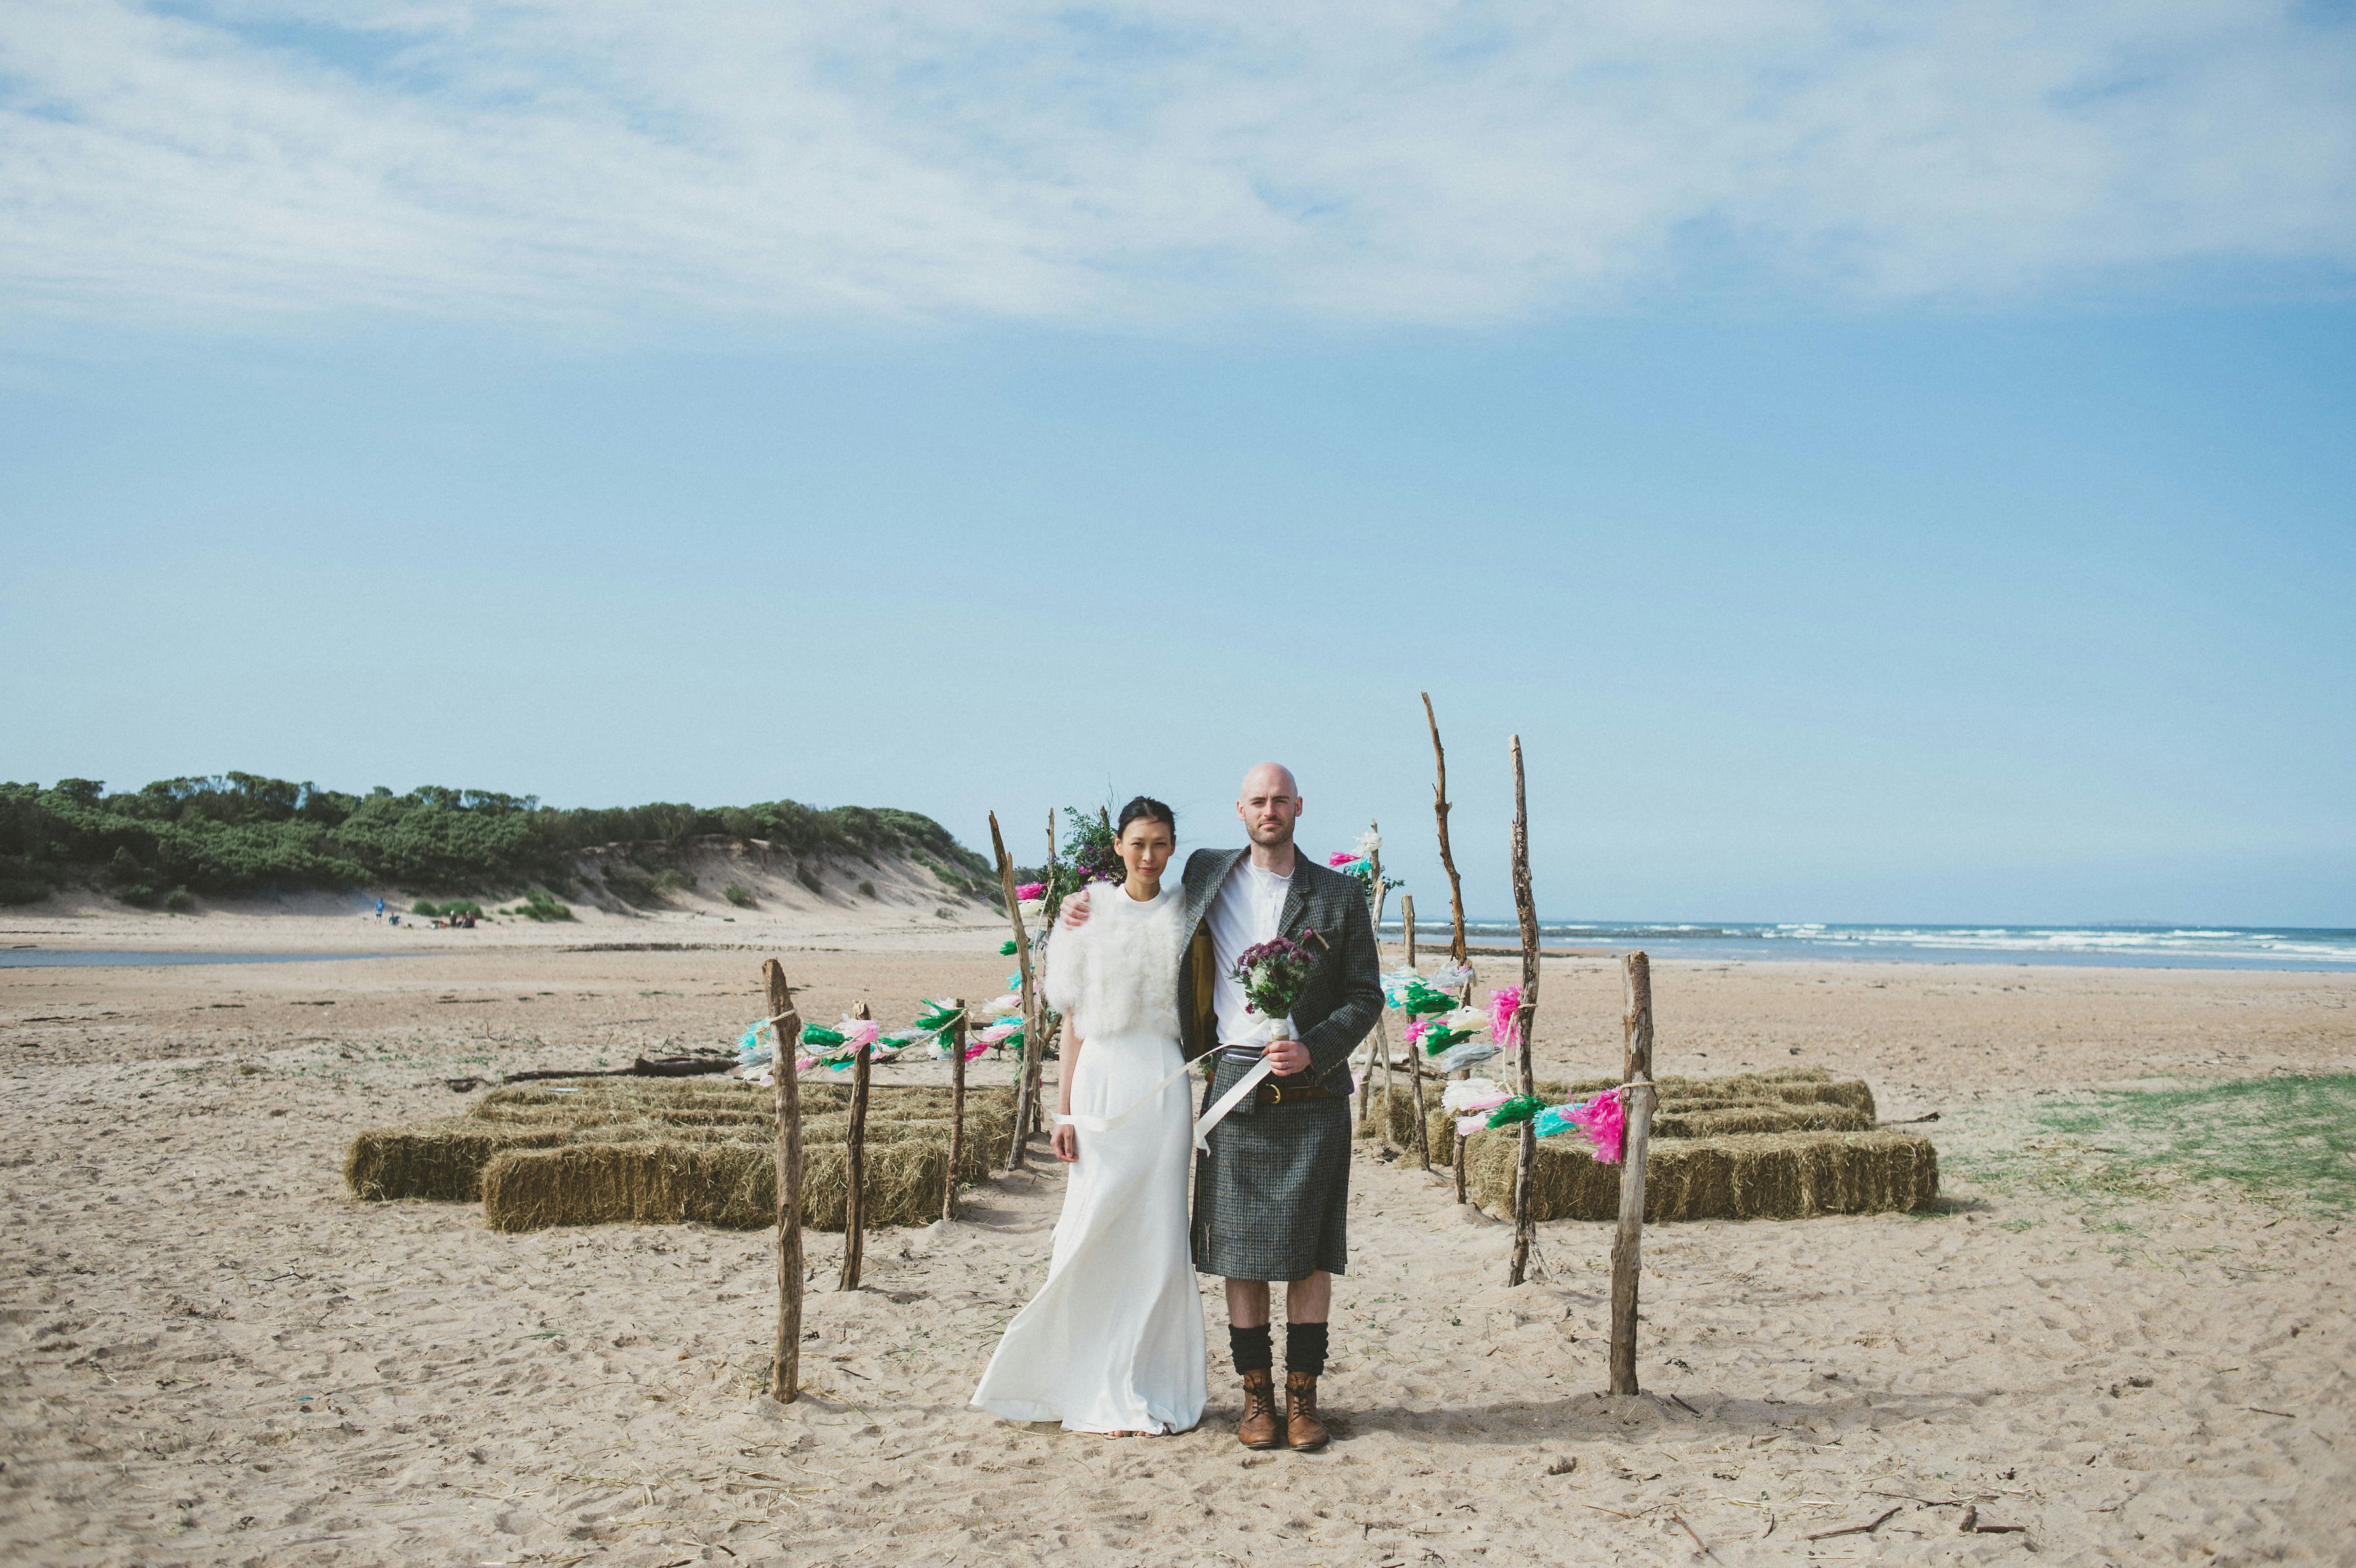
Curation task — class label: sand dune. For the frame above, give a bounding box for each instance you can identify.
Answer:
[1,835,1008,959]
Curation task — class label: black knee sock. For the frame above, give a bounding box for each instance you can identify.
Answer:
[1229,1325,1273,1376]
[1285,1322,1329,1378]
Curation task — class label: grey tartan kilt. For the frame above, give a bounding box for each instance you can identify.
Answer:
[1190,1075,1352,1283]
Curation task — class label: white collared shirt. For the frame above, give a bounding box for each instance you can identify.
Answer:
[1205,857,1293,1046]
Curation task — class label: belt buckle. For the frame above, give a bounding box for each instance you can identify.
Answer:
[1268,1084,1285,1105]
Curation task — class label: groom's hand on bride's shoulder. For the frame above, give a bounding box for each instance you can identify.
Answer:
[1060,887,1092,929]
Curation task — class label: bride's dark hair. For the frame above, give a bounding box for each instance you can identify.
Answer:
[1115,796,1177,836]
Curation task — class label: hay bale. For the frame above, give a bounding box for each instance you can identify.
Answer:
[1465,1128,1937,1222]
[1461,1128,1622,1220]
[1531,1071,1874,1120]
[344,1120,570,1202]
[1354,1084,1436,1148]
[354,1071,1015,1226]
[481,1137,952,1233]
[480,1139,772,1231]
[1651,1103,1873,1139]
[1758,1078,1876,1118]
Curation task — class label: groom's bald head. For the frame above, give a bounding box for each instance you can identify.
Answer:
[1237,763,1302,849]
[1241,762,1297,798]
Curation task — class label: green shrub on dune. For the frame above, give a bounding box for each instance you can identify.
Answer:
[0,773,994,905]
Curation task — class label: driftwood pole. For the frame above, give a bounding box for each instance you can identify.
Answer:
[1425,692,1476,1200]
[1453,1111,1471,1202]
[942,998,968,1222]
[1359,822,1397,1145]
[1422,692,1468,963]
[1622,950,1654,1080]
[1609,951,1658,1395]
[1402,895,1431,1169]
[988,811,1039,1169]
[838,1001,872,1291]
[1507,735,1543,1286]
[764,960,805,1403]
[1030,810,1057,1139]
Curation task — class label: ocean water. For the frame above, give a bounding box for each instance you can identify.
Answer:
[1380,922,2356,971]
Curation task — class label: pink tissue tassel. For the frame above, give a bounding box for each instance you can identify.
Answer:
[1488,985,1523,1050]
[1572,1090,1626,1164]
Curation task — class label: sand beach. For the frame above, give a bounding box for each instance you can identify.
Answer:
[3,912,2351,1566]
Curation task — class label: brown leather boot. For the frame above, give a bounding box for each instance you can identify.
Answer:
[1236,1369,1282,1448]
[1285,1370,1330,1451]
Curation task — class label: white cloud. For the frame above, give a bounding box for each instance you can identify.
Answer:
[1,0,2350,332]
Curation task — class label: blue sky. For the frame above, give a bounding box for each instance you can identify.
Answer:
[3,3,2353,925]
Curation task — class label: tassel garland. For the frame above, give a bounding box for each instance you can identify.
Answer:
[1488,985,1523,1050]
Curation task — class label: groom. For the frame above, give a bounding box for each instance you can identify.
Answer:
[1067,762,1382,1450]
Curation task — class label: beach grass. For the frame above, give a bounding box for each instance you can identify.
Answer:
[2033,1074,2356,1215]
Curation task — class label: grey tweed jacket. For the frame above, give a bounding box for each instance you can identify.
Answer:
[1175,846,1383,1111]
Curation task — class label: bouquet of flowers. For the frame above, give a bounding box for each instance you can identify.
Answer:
[1230,932,1320,1040]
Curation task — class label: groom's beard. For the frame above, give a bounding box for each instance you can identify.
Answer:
[1245,819,1296,849]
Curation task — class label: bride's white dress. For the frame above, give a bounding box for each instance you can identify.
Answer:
[971,883,1207,1434]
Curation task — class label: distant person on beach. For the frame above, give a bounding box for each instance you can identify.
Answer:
[374,898,385,919]
[1039,764,1382,1451]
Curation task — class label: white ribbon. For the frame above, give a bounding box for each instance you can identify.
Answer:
[1054,1056,1198,1135]
[1193,1054,1277,1152]
[1190,1014,1296,1152]
[1052,1016,1300,1151]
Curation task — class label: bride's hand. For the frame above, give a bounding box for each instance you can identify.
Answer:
[1051,1122,1079,1162]
[1060,888,1092,929]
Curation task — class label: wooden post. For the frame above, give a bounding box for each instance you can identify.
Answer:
[1422,692,1469,963]
[1031,811,1058,1141]
[1425,692,1474,1199]
[1359,821,1397,1146]
[1507,735,1542,1286]
[764,960,805,1403]
[1371,825,1396,1147]
[1402,894,1431,1170]
[988,811,1039,1169]
[1609,951,1657,1395]
[838,1001,872,1291]
[1622,948,1654,1081]
[942,998,967,1222]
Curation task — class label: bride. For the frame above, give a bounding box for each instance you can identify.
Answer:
[971,796,1206,1436]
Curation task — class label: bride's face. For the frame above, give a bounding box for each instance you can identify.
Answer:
[1116,818,1175,883]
